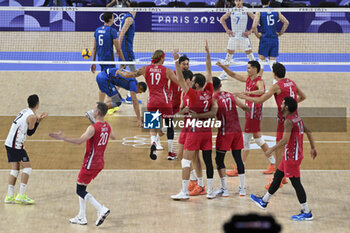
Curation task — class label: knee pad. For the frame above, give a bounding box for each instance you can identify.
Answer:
[254,137,266,147]
[76,184,88,199]
[111,93,122,107]
[243,133,253,150]
[22,167,32,176]
[215,151,226,170]
[167,126,174,140]
[10,170,19,178]
[181,159,191,168]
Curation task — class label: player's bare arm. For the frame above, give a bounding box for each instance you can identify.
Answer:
[118,66,145,78]
[237,84,279,104]
[118,17,133,46]
[277,12,290,37]
[220,12,234,37]
[106,0,116,7]
[130,91,142,127]
[205,40,212,83]
[189,98,218,119]
[113,39,125,61]
[27,115,38,130]
[173,49,189,94]
[166,68,180,86]
[234,96,250,112]
[244,80,265,95]
[216,61,247,82]
[49,126,95,145]
[91,39,97,73]
[303,122,317,159]
[243,12,255,37]
[266,119,293,156]
[252,12,261,39]
[296,84,307,103]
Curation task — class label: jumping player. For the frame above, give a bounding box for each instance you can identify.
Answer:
[218,0,255,80]
[4,94,47,204]
[236,62,306,188]
[49,102,115,226]
[91,12,126,103]
[117,50,179,160]
[217,61,275,176]
[85,68,147,127]
[252,0,289,73]
[250,97,317,221]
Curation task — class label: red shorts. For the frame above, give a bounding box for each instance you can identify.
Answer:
[77,168,102,184]
[244,117,261,133]
[278,157,303,178]
[178,128,188,145]
[216,132,244,151]
[276,121,284,142]
[147,102,173,118]
[184,131,212,151]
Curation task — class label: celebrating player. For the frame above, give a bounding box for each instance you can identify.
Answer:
[171,41,216,200]
[250,97,317,221]
[219,0,255,80]
[85,68,147,127]
[4,94,48,204]
[49,102,115,226]
[217,61,275,176]
[252,0,289,73]
[117,50,179,159]
[91,12,126,103]
[236,62,306,188]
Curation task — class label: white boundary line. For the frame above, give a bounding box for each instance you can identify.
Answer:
[0,169,349,172]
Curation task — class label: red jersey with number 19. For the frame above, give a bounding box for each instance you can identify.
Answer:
[83,122,111,170]
[145,64,169,104]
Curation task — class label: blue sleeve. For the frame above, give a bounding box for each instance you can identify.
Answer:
[111,28,118,40]
[129,80,137,93]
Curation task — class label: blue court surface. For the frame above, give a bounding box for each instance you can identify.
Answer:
[0,52,349,72]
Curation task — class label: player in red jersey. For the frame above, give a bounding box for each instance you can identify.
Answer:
[118,50,179,160]
[171,41,217,200]
[49,102,116,226]
[250,97,317,221]
[170,55,190,115]
[218,61,276,176]
[236,62,306,188]
[212,77,250,196]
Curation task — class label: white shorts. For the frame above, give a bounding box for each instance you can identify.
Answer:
[227,37,252,52]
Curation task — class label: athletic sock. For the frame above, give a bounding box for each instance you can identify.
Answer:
[168,139,173,153]
[238,174,245,188]
[220,177,227,189]
[198,177,204,187]
[207,178,213,192]
[85,193,102,211]
[301,202,310,213]
[182,180,189,193]
[268,156,276,164]
[7,185,14,196]
[19,183,26,195]
[78,197,86,218]
[190,170,197,181]
[151,136,157,145]
[263,191,272,203]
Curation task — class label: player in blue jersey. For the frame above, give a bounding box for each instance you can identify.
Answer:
[85,68,147,127]
[91,12,126,103]
[119,11,137,104]
[252,0,289,75]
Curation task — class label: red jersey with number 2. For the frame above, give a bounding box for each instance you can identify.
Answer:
[145,64,170,104]
[284,113,304,161]
[83,122,111,170]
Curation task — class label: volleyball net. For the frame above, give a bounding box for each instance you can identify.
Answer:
[0,7,349,72]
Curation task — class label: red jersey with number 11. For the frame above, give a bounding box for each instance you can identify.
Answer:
[145,64,170,104]
[83,122,111,170]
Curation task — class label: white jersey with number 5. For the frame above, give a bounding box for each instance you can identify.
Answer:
[5,108,34,149]
[230,7,248,38]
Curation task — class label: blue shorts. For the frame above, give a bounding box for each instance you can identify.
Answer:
[258,37,279,58]
[100,64,115,72]
[96,72,119,97]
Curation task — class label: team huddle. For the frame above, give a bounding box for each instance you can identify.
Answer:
[3,0,319,228]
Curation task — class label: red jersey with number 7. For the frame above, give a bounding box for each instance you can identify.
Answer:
[83,121,111,170]
[274,78,297,122]
[145,64,170,104]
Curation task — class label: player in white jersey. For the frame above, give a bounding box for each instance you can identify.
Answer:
[4,95,48,204]
[219,0,255,80]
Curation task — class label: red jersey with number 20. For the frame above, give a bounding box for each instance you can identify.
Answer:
[284,113,304,161]
[145,64,170,104]
[274,78,297,122]
[83,122,111,170]
[214,91,242,135]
